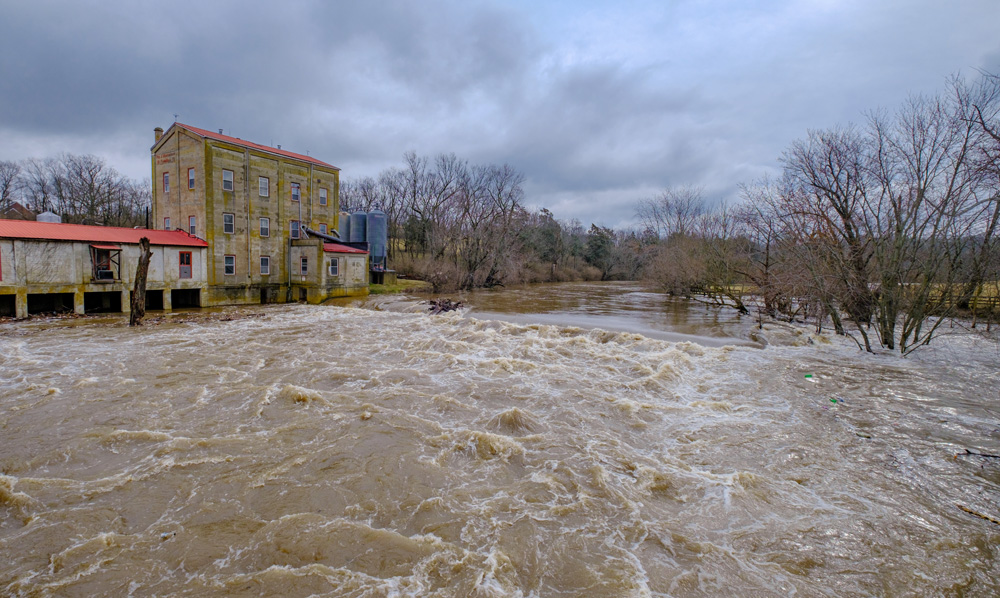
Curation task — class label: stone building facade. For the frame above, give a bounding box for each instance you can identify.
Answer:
[151,123,367,305]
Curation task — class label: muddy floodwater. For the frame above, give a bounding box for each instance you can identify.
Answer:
[2,282,999,597]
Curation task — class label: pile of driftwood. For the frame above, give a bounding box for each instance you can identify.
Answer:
[428,298,463,314]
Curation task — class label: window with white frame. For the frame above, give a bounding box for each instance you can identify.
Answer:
[328,257,339,276]
[260,217,269,237]
[188,168,195,190]
[189,216,197,235]
[164,217,171,230]
[290,220,300,239]
[163,172,169,193]
[319,223,327,235]
[291,182,300,202]
[300,256,308,275]
[223,169,234,191]
[260,255,270,275]
[223,212,235,234]
[319,188,327,206]
[224,255,236,275]
[259,176,269,197]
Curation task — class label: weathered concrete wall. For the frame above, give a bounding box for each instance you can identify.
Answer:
[23,242,79,284]
[0,238,207,317]
[0,240,18,287]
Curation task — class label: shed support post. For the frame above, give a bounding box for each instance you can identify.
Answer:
[15,289,27,319]
[73,290,85,315]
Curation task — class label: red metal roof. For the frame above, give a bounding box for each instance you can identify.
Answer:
[323,243,368,254]
[169,123,339,170]
[0,219,209,247]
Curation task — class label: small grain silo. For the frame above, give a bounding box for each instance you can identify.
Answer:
[338,211,351,242]
[349,211,367,244]
[366,209,388,270]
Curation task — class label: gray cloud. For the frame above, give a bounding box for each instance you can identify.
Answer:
[1,0,999,227]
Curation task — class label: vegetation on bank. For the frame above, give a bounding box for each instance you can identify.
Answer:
[368,278,432,295]
[347,72,1000,354]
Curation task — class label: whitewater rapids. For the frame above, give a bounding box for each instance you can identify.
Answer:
[1,297,998,596]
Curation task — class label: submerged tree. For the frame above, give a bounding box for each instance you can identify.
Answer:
[636,72,1000,353]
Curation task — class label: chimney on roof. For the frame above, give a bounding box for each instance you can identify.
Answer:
[277,145,281,149]
[154,127,163,142]
[218,128,223,134]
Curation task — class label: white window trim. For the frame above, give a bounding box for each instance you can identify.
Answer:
[291,182,300,202]
[319,188,328,206]
[223,212,235,234]
[328,257,339,277]
[164,217,171,230]
[188,168,195,190]
[223,169,234,191]
[290,220,300,239]
[259,176,269,197]
[163,172,169,193]
[260,255,270,275]
[224,255,236,275]
[260,217,270,237]
[188,216,196,236]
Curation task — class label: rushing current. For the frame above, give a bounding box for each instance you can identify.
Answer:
[1,282,998,597]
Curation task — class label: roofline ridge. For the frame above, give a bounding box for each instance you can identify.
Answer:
[153,122,339,170]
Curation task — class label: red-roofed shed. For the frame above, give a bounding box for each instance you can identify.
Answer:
[0,219,208,247]
[0,219,208,318]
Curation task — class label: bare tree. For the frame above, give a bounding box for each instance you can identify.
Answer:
[636,186,706,239]
[11,154,148,226]
[782,126,879,349]
[20,158,58,214]
[0,160,20,211]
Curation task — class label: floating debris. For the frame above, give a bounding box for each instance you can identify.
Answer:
[428,298,463,314]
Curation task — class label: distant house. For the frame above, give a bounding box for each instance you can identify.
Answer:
[0,202,35,221]
[0,219,208,318]
[151,123,367,305]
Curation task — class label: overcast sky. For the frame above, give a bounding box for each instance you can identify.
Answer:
[2,0,999,228]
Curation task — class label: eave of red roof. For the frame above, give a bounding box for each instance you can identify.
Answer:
[323,242,368,254]
[162,123,339,171]
[0,219,209,247]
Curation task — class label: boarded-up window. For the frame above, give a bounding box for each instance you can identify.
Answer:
[179,251,192,279]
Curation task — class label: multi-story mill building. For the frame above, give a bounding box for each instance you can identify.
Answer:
[151,123,368,306]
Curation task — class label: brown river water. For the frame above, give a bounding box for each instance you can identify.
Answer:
[1,281,998,597]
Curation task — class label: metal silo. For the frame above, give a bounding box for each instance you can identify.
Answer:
[338,211,351,242]
[366,209,388,270]
[349,211,367,244]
